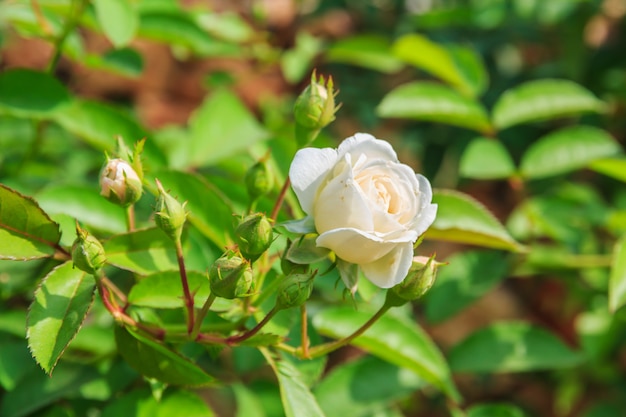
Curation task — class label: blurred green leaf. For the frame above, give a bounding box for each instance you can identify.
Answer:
[392,34,483,96]
[232,383,267,417]
[449,321,585,373]
[589,157,626,183]
[609,235,626,312]
[377,82,492,133]
[426,189,525,252]
[128,271,210,308]
[314,356,424,417]
[0,184,62,260]
[281,32,322,83]
[36,184,127,234]
[448,45,489,97]
[196,11,253,43]
[102,388,215,417]
[460,137,515,179]
[262,351,327,417]
[425,251,509,323]
[84,47,144,77]
[0,69,71,117]
[492,79,606,130]
[115,326,215,386]
[467,403,526,417]
[0,341,36,391]
[27,261,95,374]
[520,126,620,179]
[189,89,269,167]
[325,35,404,74]
[103,228,179,275]
[312,306,460,401]
[93,0,138,48]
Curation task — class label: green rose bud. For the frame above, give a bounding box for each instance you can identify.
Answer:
[99,158,143,207]
[245,159,273,203]
[275,272,316,310]
[154,179,187,242]
[209,252,254,299]
[235,213,273,261]
[293,71,339,146]
[386,256,441,306]
[71,223,106,274]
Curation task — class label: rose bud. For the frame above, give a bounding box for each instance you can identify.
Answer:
[99,158,142,207]
[209,252,254,299]
[235,213,273,262]
[71,223,106,274]
[154,179,187,242]
[294,72,339,146]
[275,272,316,310]
[245,159,273,203]
[386,256,442,306]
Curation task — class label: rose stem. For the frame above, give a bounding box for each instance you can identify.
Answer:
[300,304,310,358]
[126,205,136,231]
[305,304,391,359]
[192,293,216,340]
[175,239,195,335]
[270,177,291,220]
[225,306,278,345]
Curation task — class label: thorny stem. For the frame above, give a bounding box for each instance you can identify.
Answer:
[270,177,291,221]
[175,239,195,335]
[225,306,278,345]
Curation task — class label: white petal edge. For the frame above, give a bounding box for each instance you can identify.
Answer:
[360,242,414,288]
[337,133,398,162]
[289,147,337,214]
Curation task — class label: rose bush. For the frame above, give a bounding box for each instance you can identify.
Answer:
[288,133,437,288]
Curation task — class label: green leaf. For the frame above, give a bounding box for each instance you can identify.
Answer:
[27,261,95,374]
[93,0,139,48]
[376,82,492,133]
[447,46,489,97]
[115,326,215,386]
[519,126,620,179]
[325,35,404,74]
[85,47,144,78]
[281,32,323,83]
[312,306,460,401]
[492,79,606,130]
[155,171,235,247]
[426,189,525,252]
[36,184,127,234]
[589,157,626,183]
[0,69,71,117]
[103,228,179,275]
[425,251,509,323]
[0,341,36,391]
[262,350,327,417]
[0,184,62,260]
[232,383,267,417]
[460,137,515,179]
[449,321,585,373]
[128,271,210,308]
[392,34,481,96]
[188,89,269,167]
[467,403,526,417]
[314,356,424,417]
[102,388,215,417]
[609,235,626,312]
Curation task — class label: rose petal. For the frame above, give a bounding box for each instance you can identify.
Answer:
[289,147,337,214]
[360,242,414,288]
[411,174,437,236]
[316,227,414,265]
[338,133,398,163]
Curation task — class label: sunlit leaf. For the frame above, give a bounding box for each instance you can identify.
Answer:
[492,79,606,130]
[115,326,215,386]
[93,0,139,48]
[467,403,526,417]
[425,251,509,323]
[0,184,62,260]
[281,32,323,83]
[27,262,95,374]
[312,306,460,401]
[460,137,515,179]
[520,126,620,179]
[103,228,179,275]
[102,388,215,417]
[128,271,210,308]
[0,69,71,117]
[377,82,492,133]
[325,35,404,74]
[449,321,585,373]
[609,235,626,312]
[426,189,525,252]
[588,157,626,183]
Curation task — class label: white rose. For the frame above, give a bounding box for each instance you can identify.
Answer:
[288,133,437,289]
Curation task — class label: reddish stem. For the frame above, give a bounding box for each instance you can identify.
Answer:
[270,177,291,220]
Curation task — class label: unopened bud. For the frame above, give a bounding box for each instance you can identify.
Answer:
[275,272,316,310]
[235,213,273,262]
[245,160,273,202]
[294,72,338,146]
[209,252,254,299]
[386,256,441,306]
[71,223,106,274]
[154,179,187,241]
[100,158,142,207]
